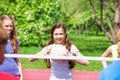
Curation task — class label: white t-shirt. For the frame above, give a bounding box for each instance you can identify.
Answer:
[49,44,79,80]
[110,45,118,58]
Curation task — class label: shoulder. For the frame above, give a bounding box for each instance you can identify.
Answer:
[109,44,117,49]
[70,44,79,53]
[71,44,77,48]
[43,44,53,51]
[104,44,117,54]
[70,44,79,50]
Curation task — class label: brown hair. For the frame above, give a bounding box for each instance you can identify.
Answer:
[0,28,8,48]
[0,15,19,54]
[117,30,120,57]
[44,22,75,69]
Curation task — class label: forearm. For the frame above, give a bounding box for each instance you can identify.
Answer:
[29,50,46,62]
[73,52,89,66]
[17,59,23,80]
[101,60,107,68]
[74,59,89,66]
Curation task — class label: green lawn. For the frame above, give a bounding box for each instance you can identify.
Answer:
[20,32,112,71]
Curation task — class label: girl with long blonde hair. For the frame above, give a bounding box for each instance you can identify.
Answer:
[101,29,120,68]
[0,15,23,80]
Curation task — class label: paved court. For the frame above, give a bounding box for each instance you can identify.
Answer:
[23,69,100,80]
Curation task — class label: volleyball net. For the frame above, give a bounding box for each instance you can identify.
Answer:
[4,54,120,61]
[4,54,119,80]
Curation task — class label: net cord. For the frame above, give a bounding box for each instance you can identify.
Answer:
[4,54,120,61]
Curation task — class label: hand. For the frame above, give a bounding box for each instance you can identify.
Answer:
[29,58,38,62]
[63,51,73,56]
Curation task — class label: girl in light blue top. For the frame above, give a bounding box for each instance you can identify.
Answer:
[30,22,89,80]
[0,15,23,80]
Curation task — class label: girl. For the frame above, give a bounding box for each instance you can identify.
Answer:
[101,29,120,68]
[29,22,89,80]
[0,15,23,80]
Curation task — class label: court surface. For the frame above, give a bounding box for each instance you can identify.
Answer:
[23,69,100,80]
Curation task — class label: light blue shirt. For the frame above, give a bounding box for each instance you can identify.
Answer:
[50,59,73,80]
[0,40,20,76]
[98,60,120,80]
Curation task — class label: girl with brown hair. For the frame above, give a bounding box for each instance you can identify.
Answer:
[30,22,89,80]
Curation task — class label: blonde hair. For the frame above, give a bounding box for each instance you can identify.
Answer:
[0,15,19,54]
[117,30,120,57]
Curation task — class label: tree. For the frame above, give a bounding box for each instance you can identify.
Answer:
[89,0,120,44]
[0,0,64,46]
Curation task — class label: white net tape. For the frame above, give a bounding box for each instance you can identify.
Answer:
[4,54,120,61]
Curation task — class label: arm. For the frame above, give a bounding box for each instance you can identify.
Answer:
[16,40,23,80]
[73,51,89,66]
[29,51,45,62]
[29,46,51,62]
[101,46,112,68]
[17,59,23,80]
[70,45,89,66]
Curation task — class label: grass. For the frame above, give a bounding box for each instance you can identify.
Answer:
[20,32,112,71]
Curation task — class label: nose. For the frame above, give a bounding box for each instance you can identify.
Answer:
[56,35,61,38]
[8,26,11,29]
[7,26,12,29]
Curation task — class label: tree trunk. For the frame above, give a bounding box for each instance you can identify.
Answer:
[114,0,120,43]
[89,0,120,44]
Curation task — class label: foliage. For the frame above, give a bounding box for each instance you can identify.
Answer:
[61,0,96,33]
[0,0,65,46]
[0,0,117,46]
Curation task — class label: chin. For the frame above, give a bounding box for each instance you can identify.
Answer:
[7,31,9,33]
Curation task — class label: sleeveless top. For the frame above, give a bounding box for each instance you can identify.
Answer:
[49,44,79,80]
[111,45,118,58]
[0,40,20,76]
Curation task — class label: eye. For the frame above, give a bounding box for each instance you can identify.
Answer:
[10,25,13,28]
[60,33,64,35]
[5,25,9,27]
[54,33,58,35]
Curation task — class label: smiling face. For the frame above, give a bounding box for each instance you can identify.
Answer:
[2,19,13,36]
[50,23,67,45]
[53,27,66,44]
